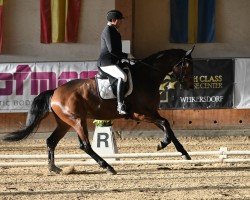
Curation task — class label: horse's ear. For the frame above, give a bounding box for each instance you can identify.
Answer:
[185,45,195,56]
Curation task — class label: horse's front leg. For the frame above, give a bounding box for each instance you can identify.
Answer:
[154,118,172,151]
[154,117,191,160]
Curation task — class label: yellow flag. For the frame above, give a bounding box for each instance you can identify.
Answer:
[188,0,198,43]
[51,0,66,43]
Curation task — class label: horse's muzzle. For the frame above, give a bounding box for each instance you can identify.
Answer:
[182,77,194,90]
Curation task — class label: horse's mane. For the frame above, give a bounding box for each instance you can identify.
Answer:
[140,49,186,65]
[129,49,187,80]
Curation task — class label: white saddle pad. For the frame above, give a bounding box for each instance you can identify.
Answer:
[96,68,133,100]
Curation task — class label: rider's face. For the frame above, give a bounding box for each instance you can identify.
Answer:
[112,19,123,28]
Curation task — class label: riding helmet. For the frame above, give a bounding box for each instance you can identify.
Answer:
[107,10,124,21]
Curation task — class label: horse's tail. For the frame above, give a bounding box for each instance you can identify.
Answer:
[3,90,54,141]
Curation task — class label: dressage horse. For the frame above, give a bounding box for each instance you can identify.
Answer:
[3,47,195,175]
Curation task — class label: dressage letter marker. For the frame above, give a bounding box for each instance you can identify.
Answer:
[92,126,118,161]
[97,133,109,148]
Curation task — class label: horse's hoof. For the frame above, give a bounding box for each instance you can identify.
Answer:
[157,144,163,151]
[49,165,62,174]
[182,154,191,160]
[157,142,166,151]
[106,166,117,175]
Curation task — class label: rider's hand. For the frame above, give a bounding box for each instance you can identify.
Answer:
[127,54,134,59]
[122,53,128,59]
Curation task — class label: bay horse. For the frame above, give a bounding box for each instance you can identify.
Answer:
[3,47,195,175]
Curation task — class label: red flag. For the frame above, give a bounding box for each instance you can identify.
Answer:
[0,0,4,53]
[65,0,81,42]
[40,0,52,43]
[40,0,81,43]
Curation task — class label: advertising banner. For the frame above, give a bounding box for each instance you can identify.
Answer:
[159,59,234,109]
[0,61,97,112]
[0,59,239,112]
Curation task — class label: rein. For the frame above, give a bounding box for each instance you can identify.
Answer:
[127,58,162,73]
[127,56,192,82]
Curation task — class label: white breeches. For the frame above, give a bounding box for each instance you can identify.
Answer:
[100,65,127,82]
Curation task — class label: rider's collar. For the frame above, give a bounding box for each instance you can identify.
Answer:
[107,22,119,31]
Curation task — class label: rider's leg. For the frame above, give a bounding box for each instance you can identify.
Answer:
[99,65,128,115]
[99,65,127,82]
[117,77,127,115]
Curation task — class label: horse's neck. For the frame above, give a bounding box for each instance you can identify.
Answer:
[131,65,171,90]
[131,49,185,90]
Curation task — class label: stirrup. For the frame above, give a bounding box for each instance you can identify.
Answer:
[117,103,127,115]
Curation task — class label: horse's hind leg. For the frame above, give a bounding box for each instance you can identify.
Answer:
[76,119,117,175]
[155,117,191,160]
[46,117,70,173]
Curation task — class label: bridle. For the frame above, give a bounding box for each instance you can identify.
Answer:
[171,57,193,83]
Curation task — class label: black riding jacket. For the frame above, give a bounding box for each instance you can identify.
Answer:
[98,25,128,66]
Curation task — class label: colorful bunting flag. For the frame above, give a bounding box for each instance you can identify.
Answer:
[40,0,81,43]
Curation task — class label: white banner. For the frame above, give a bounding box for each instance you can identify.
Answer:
[234,58,250,108]
[0,61,97,112]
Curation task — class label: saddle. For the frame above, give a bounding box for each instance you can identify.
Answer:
[95,67,133,100]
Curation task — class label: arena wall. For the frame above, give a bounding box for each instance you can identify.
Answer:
[1,109,250,135]
[1,0,250,62]
[133,0,250,58]
[0,0,115,62]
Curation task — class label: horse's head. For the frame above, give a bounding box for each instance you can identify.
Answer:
[172,46,195,89]
[135,46,195,90]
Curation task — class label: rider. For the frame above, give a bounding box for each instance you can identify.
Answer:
[97,10,128,115]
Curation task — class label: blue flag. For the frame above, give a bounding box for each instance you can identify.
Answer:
[170,0,215,43]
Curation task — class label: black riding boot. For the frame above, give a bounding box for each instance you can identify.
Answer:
[117,78,127,115]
